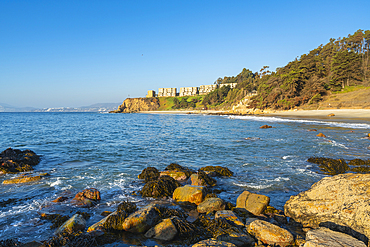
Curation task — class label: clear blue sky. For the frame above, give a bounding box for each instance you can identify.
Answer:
[1,0,369,108]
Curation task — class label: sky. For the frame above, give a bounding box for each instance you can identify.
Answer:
[1,0,369,108]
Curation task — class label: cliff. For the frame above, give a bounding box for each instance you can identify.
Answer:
[112,98,160,113]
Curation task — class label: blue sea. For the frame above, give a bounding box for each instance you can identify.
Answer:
[0,112,370,243]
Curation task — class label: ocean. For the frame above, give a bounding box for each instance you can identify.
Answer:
[0,112,370,243]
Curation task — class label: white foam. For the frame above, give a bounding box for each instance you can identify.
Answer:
[228,115,370,129]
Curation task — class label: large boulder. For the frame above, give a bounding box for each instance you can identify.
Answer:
[236,191,270,215]
[138,167,160,182]
[173,185,207,205]
[199,166,233,177]
[122,204,160,233]
[197,198,225,214]
[145,218,178,241]
[71,188,101,207]
[247,219,294,247]
[304,227,366,247]
[0,148,40,174]
[284,173,370,242]
[54,214,86,234]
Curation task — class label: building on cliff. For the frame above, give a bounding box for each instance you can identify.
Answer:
[158,88,177,97]
[146,90,156,98]
[179,87,198,97]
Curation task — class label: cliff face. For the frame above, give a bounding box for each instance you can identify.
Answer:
[112,98,160,113]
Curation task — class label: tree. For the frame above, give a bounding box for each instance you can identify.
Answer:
[331,50,362,90]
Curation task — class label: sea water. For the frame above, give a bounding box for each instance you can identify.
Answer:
[0,112,370,243]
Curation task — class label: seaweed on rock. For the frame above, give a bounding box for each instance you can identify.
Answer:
[0,239,22,247]
[348,159,370,173]
[40,213,70,229]
[117,200,137,214]
[40,231,116,247]
[165,163,194,178]
[138,167,160,182]
[170,216,207,244]
[307,157,349,175]
[197,170,217,187]
[197,215,243,238]
[200,166,233,177]
[156,206,186,219]
[140,175,181,198]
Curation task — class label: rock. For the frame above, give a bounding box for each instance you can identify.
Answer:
[122,204,160,233]
[316,133,326,137]
[192,238,237,247]
[308,129,317,131]
[52,196,69,203]
[145,218,178,241]
[40,213,70,229]
[216,232,255,247]
[113,97,160,113]
[55,214,86,234]
[304,227,366,247]
[87,210,126,232]
[141,175,181,198]
[165,163,194,178]
[236,191,270,215]
[199,166,233,177]
[101,211,112,216]
[191,171,216,187]
[260,125,272,129]
[327,113,335,117]
[284,173,370,242]
[215,210,244,228]
[173,185,207,205]
[0,148,40,174]
[160,170,188,181]
[2,173,49,184]
[71,188,101,207]
[247,219,294,247]
[307,157,349,175]
[138,167,160,182]
[87,213,111,232]
[197,198,225,214]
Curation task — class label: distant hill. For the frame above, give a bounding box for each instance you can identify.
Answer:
[0,103,121,113]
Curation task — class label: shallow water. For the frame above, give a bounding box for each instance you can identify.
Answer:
[0,112,370,243]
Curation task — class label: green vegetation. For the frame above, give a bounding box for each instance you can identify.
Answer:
[157,96,204,110]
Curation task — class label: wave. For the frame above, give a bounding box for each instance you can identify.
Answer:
[227,115,370,129]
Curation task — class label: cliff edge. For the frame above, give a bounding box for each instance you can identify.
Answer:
[111,98,160,113]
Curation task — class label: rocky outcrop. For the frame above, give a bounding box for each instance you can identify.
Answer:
[2,173,49,184]
[304,227,366,247]
[112,97,160,113]
[197,198,225,213]
[284,173,370,242]
[0,148,40,174]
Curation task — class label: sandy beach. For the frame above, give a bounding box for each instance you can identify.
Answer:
[140,109,370,121]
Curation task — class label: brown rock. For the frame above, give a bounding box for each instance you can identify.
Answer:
[247,219,294,247]
[308,129,317,132]
[160,170,187,181]
[52,196,69,203]
[71,188,101,207]
[304,227,366,247]
[2,173,49,184]
[144,218,178,241]
[173,185,207,205]
[122,204,160,233]
[284,173,370,242]
[327,113,335,117]
[316,133,326,137]
[55,214,86,234]
[197,198,225,214]
[214,210,244,227]
[192,238,237,247]
[0,148,40,174]
[260,125,272,129]
[236,191,270,215]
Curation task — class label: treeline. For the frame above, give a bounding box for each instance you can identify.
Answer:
[203,29,370,110]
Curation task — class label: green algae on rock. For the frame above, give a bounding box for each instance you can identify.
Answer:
[199,166,233,177]
[140,175,181,198]
[0,148,41,174]
[138,167,160,182]
[54,214,86,235]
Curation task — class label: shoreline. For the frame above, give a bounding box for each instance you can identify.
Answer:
[140,109,370,122]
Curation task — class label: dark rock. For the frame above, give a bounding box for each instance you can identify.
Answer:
[52,196,69,203]
[140,175,181,198]
[138,167,160,182]
[165,163,194,178]
[191,170,217,187]
[200,166,233,177]
[192,239,237,247]
[54,214,86,234]
[122,204,160,233]
[40,213,70,229]
[0,148,40,174]
[307,157,349,175]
